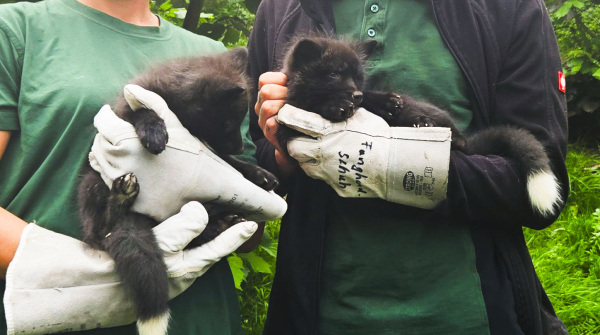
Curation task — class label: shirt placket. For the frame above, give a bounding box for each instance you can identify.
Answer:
[362,0,386,63]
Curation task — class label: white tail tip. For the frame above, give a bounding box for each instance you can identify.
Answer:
[137,310,170,335]
[527,170,562,217]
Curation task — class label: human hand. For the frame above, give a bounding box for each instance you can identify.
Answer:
[3,202,255,335]
[254,72,297,175]
[153,201,257,296]
[89,84,287,223]
[277,105,453,209]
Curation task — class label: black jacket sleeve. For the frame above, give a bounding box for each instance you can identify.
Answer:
[434,0,568,230]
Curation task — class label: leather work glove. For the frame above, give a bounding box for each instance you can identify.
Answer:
[4,201,256,335]
[278,104,452,209]
[89,84,287,222]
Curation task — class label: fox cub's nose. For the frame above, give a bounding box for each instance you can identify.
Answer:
[352,91,363,104]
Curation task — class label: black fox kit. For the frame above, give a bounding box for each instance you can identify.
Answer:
[279,36,561,217]
[78,48,278,335]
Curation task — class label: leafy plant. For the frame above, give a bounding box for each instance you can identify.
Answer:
[151,0,209,27]
[547,0,600,79]
[545,0,600,122]
[152,0,256,47]
[234,219,280,335]
[228,224,277,290]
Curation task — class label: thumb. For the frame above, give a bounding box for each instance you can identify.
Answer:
[93,104,138,144]
[123,84,185,130]
[153,202,210,252]
[185,221,258,261]
[276,104,343,138]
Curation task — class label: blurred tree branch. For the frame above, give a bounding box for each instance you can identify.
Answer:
[183,0,204,31]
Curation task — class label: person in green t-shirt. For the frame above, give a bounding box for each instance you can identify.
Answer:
[0,0,268,334]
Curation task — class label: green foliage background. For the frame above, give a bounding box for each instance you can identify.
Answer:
[524,147,600,334]
[151,0,257,47]
[547,0,600,81]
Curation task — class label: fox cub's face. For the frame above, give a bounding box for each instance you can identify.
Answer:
[283,37,377,121]
[167,48,250,156]
[181,76,249,155]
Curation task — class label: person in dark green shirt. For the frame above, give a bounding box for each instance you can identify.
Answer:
[0,0,265,334]
[249,0,569,334]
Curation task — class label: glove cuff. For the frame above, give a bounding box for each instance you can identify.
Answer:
[385,127,452,209]
[4,223,135,334]
[4,223,33,335]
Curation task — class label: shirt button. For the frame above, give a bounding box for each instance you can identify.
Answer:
[367,28,376,37]
[370,4,379,13]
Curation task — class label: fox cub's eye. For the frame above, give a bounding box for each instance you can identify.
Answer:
[327,71,340,79]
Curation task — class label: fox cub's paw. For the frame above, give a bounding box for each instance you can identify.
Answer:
[246,166,279,191]
[139,121,168,154]
[361,92,404,123]
[319,98,358,122]
[112,173,140,206]
[188,213,247,248]
[133,110,169,155]
[412,115,436,128]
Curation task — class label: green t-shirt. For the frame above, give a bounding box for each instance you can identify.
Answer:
[0,0,251,333]
[317,1,489,334]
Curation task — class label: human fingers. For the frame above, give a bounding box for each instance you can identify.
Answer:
[123,84,184,131]
[185,221,258,262]
[259,99,286,147]
[256,83,288,114]
[255,72,287,117]
[258,71,287,90]
[153,202,209,253]
[255,83,288,134]
[93,105,137,143]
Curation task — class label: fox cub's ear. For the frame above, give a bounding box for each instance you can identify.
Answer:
[227,47,249,72]
[355,39,377,62]
[290,38,324,68]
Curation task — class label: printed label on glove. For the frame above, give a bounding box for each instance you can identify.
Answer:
[386,131,451,209]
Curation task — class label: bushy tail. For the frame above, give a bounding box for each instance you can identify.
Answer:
[102,214,170,335]
[465,126,562,217]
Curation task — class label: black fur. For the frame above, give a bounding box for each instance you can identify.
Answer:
[279,36,561,216]
[277,37,376,153]
[78,48,278,333]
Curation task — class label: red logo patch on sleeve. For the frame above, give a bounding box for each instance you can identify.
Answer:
[558,71,566,93]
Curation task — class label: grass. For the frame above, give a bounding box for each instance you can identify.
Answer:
[238,145,600,335]
[524,145,600,334]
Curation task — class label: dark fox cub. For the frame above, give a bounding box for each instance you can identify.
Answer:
[78,48,278,335]
[279,36,562,217]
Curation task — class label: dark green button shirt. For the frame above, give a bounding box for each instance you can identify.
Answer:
[317,1,489,334]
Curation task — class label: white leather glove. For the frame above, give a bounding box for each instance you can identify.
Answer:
[278,104,452,209]
[4,201,256,335]
[89,84,287,223]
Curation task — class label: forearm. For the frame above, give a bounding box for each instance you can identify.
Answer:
[0,130,10,160]
[438,146,565,230]
[449,2,566,228]
[0,207,27,279]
